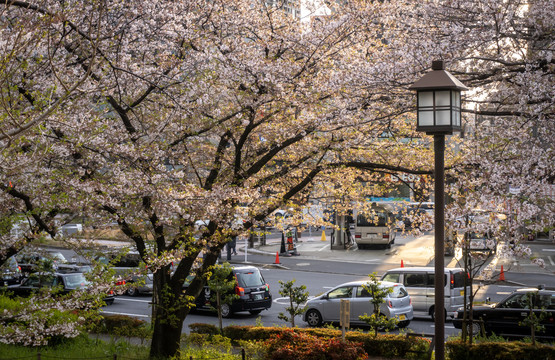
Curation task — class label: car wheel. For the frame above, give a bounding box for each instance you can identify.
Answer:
[249,309,262,315]
[466,322,481,337]
[126,287,139,297]
[398,320,410,328]
[305,309,323,327]
[429,307,447,321]
[221,303,233,318]
[105,299,114,306]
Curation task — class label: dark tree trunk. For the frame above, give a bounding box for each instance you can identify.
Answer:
[149,250,221,359]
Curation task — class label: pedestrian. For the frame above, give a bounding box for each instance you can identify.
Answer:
[230,236,237,255]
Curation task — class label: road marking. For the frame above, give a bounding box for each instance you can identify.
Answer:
[549,256,555,266]
[318,245,329,252]
[431,325,455,329]
[364,259,381,263]
[115,298,151,303]
[101,310,149,318]
[296,263,311,267]
[542,249,555,252]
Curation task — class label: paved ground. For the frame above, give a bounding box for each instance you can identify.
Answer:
[230,230,555,289]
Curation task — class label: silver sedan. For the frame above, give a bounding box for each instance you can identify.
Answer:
[303,280,413,328]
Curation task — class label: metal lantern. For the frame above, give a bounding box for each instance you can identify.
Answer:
[409,60,468,134]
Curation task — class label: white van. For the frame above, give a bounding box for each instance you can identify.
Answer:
[381,267,470,319]
[354,203,397,249]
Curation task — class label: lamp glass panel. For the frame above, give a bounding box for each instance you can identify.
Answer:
[436,90,451,107]
[452,91,461,107]
[418,110,434,126]
[453,110,460,126]
[418,91,434,107]
[436,110,451,125]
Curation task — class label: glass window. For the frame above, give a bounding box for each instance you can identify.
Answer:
[382,273,399,283]
[452,271,466,289]
[236,271,265,288]
[328,286,353,299]
[404,273,427,287]
[356,286,372,298]
[418,91,434,107]
[426,274,447,287]
[418,110,434,126]
[435,91,451,107]
[501,293,529,309]
[436,110,451,125]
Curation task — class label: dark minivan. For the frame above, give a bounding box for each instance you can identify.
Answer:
[193,265,272,317]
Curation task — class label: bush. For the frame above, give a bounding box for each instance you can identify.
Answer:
[222,325,431,359]
[264,329,367,360]
[189,322,221,335]
[446,339,555,360]
[89,314,152,339]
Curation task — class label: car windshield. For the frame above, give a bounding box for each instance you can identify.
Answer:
[357,207,390,227]
[63,273,89,289]
[236,270,265,287]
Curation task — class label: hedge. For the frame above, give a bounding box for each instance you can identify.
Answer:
[446,340,555,360]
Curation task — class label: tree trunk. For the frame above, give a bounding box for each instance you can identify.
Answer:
[148,249,221,359]
[149,269,188,359]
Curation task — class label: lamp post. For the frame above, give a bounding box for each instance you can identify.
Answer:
[409,60,468,360]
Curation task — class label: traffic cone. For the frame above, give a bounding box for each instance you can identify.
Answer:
[321,230,327,241]
[274,252,281,264]
[499,265,505,281]
[401,260,404,268]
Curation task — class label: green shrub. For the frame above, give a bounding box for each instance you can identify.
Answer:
[264,329,367,360]
[189,322,220,335]
[446,339,555,360]
[89,314,152,339]
[237,339,268,360]
[222,325,431,359]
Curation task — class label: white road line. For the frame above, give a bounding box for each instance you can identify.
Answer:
[101,310,149,318]
[431,325,455,329]
[115,298,151,303]
[542,249,555,252]
[549,256,555,266]
[318,245,329,252]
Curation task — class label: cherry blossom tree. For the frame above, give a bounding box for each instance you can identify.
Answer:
[0,0,553,357]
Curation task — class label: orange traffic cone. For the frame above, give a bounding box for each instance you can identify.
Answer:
[499,265,505,281]
[274,252,281,265]
[401,260,404,268]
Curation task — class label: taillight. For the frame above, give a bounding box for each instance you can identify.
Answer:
[383,233,390,239]
[265,283,270,292]
[355,234,361,238]
[387,300,393,308]
[115,280,126,286]
[17,266,21,272]
[409,298,412,305]
[235,286,245,296]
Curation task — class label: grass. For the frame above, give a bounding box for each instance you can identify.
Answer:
[0,335,152,360]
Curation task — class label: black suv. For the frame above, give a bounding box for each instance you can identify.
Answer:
[1,256,22,286]
[191,265,272,317]
[453,287,555,341]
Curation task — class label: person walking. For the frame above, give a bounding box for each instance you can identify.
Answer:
[230,236,238,255]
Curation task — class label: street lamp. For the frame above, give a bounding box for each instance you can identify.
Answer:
[409,60,468,360]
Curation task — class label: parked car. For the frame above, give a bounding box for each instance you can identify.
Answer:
[5,272,115,305]
[453,287,555,341]
[16,250,68,276]
[1,256,22,286]
[188,265,272,317]
[302,280,413,328]
[95,251,152,296]
[381,267,470,320]
[60,223,83,236]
